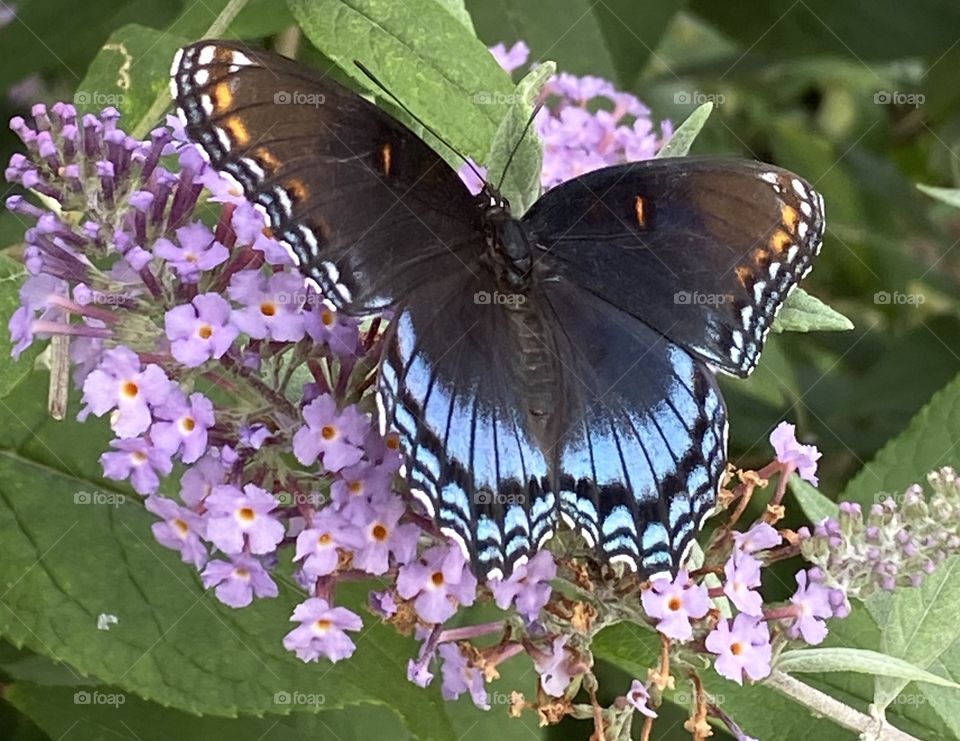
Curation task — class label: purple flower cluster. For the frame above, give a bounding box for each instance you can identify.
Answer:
[800,467,960,598]
[460,41,673,194]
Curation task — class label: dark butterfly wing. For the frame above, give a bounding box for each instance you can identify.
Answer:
[170,40,481,313]
[379,269,559,579]
[539,279,726,577]
[522,157,825,377]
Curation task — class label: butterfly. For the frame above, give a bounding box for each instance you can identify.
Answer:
[171,40,824,581]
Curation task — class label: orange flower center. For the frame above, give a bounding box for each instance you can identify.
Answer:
[234,567,250,579]
[237,507,255,523]
[121,380,139,398]
[730,642,743,656]
[197,323,213,339]
[259,301,276,317]
[372,524,388,541]
[172,518,189,537]
[385,434,400,451]
[321,310,335,326]
[131,450,147,464]
[318,533,332,546]
[348,481,363,495]
[431,571,445,587]
[667,596,682,612]
[314,618,332,632]
[321,425,337,440]
[180,416,196,433]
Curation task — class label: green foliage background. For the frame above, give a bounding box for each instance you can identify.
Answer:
[0,1,958,739]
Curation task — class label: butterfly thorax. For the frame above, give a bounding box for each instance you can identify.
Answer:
[476,188,532,292]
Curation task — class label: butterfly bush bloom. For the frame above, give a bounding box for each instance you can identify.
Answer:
[770,421,821,485]
[0,69,916,739]
[641,570,710,641]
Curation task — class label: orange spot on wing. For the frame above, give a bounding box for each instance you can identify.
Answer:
[770,228,792,254]
[634,195,646,226]
[736,265,755,288]
[253,146,280,174]
[380,142,392,176]
[223,116,250,146]
[286,178,309,203]
[781,204,799,233]
[212,81,234,112]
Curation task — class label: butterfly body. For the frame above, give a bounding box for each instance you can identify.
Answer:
[172,40,825,581]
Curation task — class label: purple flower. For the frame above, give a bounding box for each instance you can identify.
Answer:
[282,598,363,663]
[786,569,833,645]
[150,390,214,463]
[733,522,782,554]
[81,346,172,437]
[153,222,228,282]
[348,497,421,575]
[723,553,764,617]
[8,273,68,357]
[228,270,308,342]
[369,589,399,619]
[705,614,773,685]
[204,483,285,555]
[488,550,556,621]
[439,643,489,710]
[164,293,238,367]
[641,570,710,641]
[294,507,359,578]
[490,41,530,74]
[201,553,278,608]
[292,394,370,471]
[533,635,577,697]
[231,201,293,265]
[100,437,173,495]
[179,453,227,506]
[770,421,822,485]
[625,679,657,718]
[456,158,488,195]
[146,495,207,568]
[304,303,360,357]
[330,460,395,516]
[407,654,435,688]
[396,544,477,624]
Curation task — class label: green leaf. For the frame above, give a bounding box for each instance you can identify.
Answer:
[76,24,188,124]
[484,61,554,214]
[840,372,960,506]
[433,0,475,32]
[289,0,522,169]
[656,102,713,158]
[0,256,40,399]
[593,623,855,739]
[772,288,855,333]
[467,0,683,87]
[0,377,455,740]
[866,558,960,712]
[6,682,411,741]
[777,648,960,688]
[917,184,960,210]
[789,474,839,524]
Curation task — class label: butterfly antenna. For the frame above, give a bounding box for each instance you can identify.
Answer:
[353,60,487,185]
[495,103,543,192]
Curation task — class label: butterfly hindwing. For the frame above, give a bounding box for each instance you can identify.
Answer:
[523,157,825,377]
[539,280,727,576]
[171,40,481,313]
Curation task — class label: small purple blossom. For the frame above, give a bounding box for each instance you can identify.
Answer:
[641,570,710,641]
[348,497,421,575]
[488,550,556,621]
[294,507,359,578]
[733,521,782,554]
[100,436,173,495]
[179,453,227,506]
[786,569,833,645]
[153,221,228,281]
[150,390,214,463]
[204,483,285,555]
[770,421,822,485]
[625,679,657,718]
[439,643,489,710]
[201,553,278,608]
[723,553,764,617]
[283,598,363,663]
[228,270,308,342]
[164,293,239,367]
[397,544,477,624]
[81,346,172,437]
[146,495,207,568]
[705,614,773,685]
[533,635,576,697]
[489,40,530,74]
[293,394,370,471]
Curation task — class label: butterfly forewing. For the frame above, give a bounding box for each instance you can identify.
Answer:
[523,157,825,377]
[171,40,481,313]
